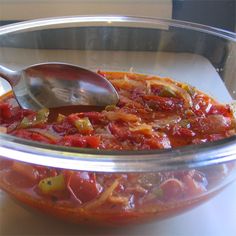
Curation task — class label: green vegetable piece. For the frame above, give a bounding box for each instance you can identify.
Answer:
[160,86,176,97]
[181,83,196,96]
[74,117,93,133]
[56,113,66,123]
[38,174,66,194]
[19,117,33,128]
[36,108,49,124]
[19,108,49,128]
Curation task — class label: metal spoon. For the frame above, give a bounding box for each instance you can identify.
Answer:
[0,62,119,111]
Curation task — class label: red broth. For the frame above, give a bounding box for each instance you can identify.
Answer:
[0,71,235,225]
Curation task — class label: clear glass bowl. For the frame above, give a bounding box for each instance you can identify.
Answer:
[0,15,236,226]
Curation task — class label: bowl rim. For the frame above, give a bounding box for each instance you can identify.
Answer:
[0,15,236,172]
[0,15,235,40]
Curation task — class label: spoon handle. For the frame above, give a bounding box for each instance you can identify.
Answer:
[0,65,19,86]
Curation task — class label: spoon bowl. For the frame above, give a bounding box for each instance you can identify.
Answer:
[0,63,119,111]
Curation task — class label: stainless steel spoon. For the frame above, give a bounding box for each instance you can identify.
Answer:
[0,63,119,111]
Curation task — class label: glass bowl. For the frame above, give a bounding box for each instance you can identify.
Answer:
[0,15,236,226]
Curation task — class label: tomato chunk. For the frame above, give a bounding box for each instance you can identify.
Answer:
[183,174,206,196]
[143,95,184,111]
[67,172,101,203]
[0,103,12,119]
[160,178,184,201]
[60,134,100,148]
[12,161,39,182]
[208,104,231,117]
[190,115,231,134]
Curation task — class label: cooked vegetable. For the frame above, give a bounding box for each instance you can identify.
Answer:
[75,117,93,132]
[69,116,94,134]
[19,117,32,128]
[146,79,193,108]
[110,74,144,90]
[28,128,59,142]
[12,162,39,182]
[84,178,120,210]
[36,108,50,123]
[56,113,66,123]
[38,174,66,194]
[129,123,153,136]
[104,111,140,122]
[19,108,49,128]
[160,178,184,200]
[67,172,101,203]
[181,83,196,96]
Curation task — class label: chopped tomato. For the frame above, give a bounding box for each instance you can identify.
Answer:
[108,123,131,141]
[171,125,196,137]
[12,162,39,183]
[86,136,101,149]
[60,134,100,148]
[77,112,105,123]
[160,178,184,201]
[67,172,101,203]
[143,135,171,149]
[189,115,231,134]
[183,174,206,196]
[0,159,13,170]
[208,104,231,117]
[143,95,184,111]
[52,119,76,134]
[0,103,12,119]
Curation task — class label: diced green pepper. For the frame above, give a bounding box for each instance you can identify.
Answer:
[36,108,49,123]
[38,174,65,194]
[19,108,49,128]
[19,117,32,128]
[74,117,93,133]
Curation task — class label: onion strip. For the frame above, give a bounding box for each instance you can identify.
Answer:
[104,111,140,122]
[28,128,60,142]
[83,178,120,210]
[146,79,193,108]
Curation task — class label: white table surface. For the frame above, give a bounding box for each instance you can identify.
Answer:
[0,50,235,236]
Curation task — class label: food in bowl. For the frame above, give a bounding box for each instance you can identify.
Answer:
[0,71,235,225]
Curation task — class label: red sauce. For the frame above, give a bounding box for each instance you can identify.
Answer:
[0,71,235,225]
